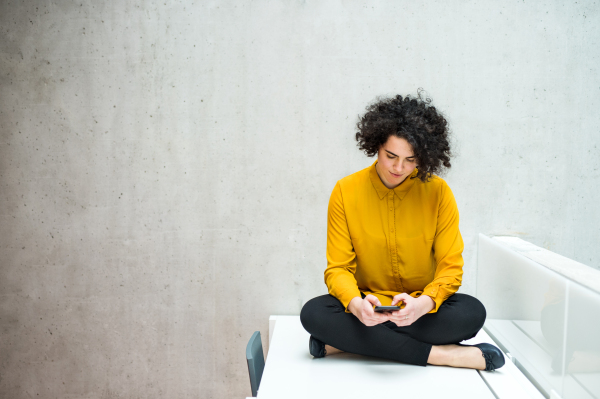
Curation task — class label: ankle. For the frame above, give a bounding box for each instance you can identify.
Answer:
[428,344,456,366]
[452,346,486,370]
[428,345,485,370]
[324,344,343,356]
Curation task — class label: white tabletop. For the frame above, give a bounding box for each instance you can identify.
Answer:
[257,316,495,399]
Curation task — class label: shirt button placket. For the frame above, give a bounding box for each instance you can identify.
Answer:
[388,193,401,290]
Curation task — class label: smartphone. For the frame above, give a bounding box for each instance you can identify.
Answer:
[374,306,400,313]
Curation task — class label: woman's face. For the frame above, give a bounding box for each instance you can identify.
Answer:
[375,135,418,189]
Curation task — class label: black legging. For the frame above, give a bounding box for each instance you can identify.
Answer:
[300,293,486,366]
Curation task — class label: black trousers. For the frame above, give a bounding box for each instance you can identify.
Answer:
[300,293,486,366]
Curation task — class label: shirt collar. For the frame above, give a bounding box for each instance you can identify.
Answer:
[368,160,419,200]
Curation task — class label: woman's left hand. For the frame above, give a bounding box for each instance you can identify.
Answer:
[389,293,435,327]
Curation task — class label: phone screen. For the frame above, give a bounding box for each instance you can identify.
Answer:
[374,306,400,313]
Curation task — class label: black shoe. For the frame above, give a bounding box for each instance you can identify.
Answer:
[309,335,326,358]
[459,343,505,371]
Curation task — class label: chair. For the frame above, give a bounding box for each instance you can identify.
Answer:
[246,331,265,397]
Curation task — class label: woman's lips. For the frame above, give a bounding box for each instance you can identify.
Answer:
[390,172,403,178]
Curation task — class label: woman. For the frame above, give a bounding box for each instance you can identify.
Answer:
[300,93,504,371]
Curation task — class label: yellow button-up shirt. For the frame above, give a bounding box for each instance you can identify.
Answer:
[325,161,464,313]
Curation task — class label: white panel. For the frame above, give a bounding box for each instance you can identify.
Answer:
[478,234,600,399]
[477,234,567,321]
[492,236,600,294]
[563,283,600,398]
[478,234,568,397]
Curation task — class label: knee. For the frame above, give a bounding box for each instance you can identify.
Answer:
[300,295,342,335]
[454,294,487,332]
[300,296,323,334]
[466,295,487,331]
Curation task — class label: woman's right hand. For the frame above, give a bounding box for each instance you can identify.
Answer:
[348,295,389,326]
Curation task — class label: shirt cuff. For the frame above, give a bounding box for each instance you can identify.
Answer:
[335,288,362,313]
[422,285,443,313]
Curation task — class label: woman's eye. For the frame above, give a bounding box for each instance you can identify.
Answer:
[407,158,416,163]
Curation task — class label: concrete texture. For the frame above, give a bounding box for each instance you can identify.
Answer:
[0,1,599,398]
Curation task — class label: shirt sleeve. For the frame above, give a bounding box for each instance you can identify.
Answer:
[421,181,464,313]
[324,181,362,311]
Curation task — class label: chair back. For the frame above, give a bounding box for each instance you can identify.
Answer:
[246,331,265,397]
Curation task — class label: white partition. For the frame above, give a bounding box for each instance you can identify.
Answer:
[478,235,600,399]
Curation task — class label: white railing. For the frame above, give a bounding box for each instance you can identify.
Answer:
[477,234,600,399]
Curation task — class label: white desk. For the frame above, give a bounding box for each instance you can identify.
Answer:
[258,316,507,399]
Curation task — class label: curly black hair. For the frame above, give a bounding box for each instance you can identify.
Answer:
[355,91,452,182]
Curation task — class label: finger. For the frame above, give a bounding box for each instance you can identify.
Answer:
[363,302,375,316]
[395,307,410,316]
[393,313,411,323]
[397,305,410,312]
[395,293,412,307]
[393,294,409,305]
[378,312,392,322]
[396,311,409,318]
[365,295,381,306]
[398,306,412,315]
[372,311,387,320]
[396,293,411,302]
[365,317,381,326]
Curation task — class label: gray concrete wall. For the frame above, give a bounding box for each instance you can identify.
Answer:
[1,1,598,398]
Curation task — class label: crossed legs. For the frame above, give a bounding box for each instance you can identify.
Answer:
[300,293,486,367]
